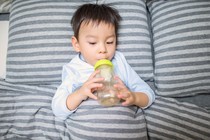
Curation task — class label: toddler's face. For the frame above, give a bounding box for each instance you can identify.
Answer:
[72,21,117,66]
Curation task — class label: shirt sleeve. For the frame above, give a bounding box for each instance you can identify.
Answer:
[114,51,155,109]
[51,65,77,120]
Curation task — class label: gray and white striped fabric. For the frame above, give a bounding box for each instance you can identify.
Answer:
[0,81,67,140]
[0,81,147,140]
[6,0,153,84]
[1,81,210,139]
[66,100,147,140]
[147,0,210,97]
[145,97,210,140]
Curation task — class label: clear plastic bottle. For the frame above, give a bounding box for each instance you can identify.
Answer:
[94,59,120,106]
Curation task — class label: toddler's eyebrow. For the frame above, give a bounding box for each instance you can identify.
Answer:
[107,34,116,38]
[86,35,96,38]
[86,34,116,39]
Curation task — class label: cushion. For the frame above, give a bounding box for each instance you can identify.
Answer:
[0,0,12,13]
[0,21,9,79]
[6,0,153,84]
[147,0,210,96]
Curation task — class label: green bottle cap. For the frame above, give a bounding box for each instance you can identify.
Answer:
[94,59,113,70]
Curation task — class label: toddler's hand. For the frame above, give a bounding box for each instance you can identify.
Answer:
[114,76,135,106]
[77,70,104,100]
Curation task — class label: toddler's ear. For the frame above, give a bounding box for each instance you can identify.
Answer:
[71,36,80,52]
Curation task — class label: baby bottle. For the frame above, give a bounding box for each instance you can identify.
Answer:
[94,59,120,107]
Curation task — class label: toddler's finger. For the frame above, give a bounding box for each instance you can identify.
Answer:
[114,75,124,85]
[121,100,130,106]
[89,83,103,90]
[117,92,129,102]
[114,82,125,90]
[88,70,100,80]
[88,93,98,100]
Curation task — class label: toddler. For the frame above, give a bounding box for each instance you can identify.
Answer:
[52,3,155,139]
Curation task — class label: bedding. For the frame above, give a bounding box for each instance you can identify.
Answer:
[0,0,210,139]
[144,96,210,139]
[0,81,209,139]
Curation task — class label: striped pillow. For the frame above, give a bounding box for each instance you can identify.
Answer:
[6,0,153,84]
[147,0,210,96]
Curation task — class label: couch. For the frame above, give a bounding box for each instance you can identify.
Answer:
[0,0,210,139]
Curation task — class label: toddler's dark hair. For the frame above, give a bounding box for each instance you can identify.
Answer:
[71,4,122,39]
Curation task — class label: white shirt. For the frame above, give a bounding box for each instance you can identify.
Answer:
[52,51,155,120]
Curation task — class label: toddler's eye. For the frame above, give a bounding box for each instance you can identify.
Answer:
[89,42,96,45]
[107,41,113,44]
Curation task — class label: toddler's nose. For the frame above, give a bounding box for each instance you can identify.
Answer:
[99,44,107,53]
